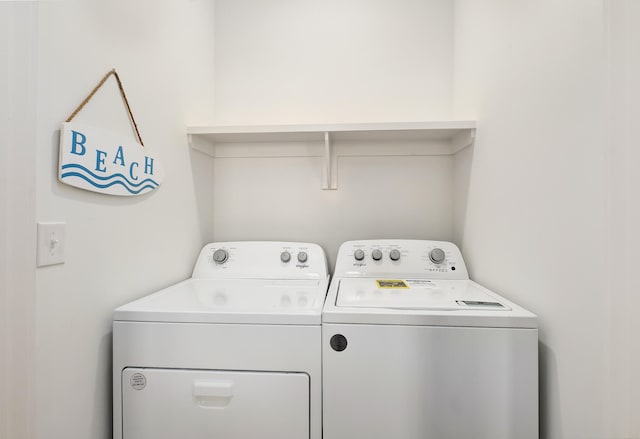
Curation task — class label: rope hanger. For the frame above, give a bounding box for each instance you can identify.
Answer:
[66,68,145,147]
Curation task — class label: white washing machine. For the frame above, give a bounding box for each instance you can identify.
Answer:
[113,241,329,439]
[322,239,538,439]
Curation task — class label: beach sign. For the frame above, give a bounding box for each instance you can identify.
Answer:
[58,122,164,196]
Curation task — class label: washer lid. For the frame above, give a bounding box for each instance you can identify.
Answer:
[336,278,510,311]
[114,278,329,325]
[325,278,537,328]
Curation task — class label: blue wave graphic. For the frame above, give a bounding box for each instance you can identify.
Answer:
[61,164,159,195]
[61,163,159,187]
[61,172,157,195]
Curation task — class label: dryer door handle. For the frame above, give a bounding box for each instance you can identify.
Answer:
[193,380,233,408]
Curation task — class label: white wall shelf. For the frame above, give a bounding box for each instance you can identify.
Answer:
[187,121,476,190]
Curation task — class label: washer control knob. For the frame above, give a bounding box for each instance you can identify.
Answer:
[297,251,308,263]
[389,249,401,261]
[280,251,291,263]
[429,248,446,264]
[354,249,365,261]
[371,249,383,261]
[212,249,229,264]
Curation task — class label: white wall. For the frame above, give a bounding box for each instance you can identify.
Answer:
[35,2,216,438]
[0,4,37,439]
[212,153,455,267]
[211,0,456,266]
[605,1,640,436]
[453,1,609,438]
[213,0,453,125]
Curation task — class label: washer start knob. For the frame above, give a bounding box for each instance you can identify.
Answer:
[429,248,446,264]
[212,249,229,264]
[354,249,365,261]
[297,251,308,263]
[389,249,401,261]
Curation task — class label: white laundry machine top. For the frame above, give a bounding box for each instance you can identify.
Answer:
[323,239,537,328]
[114,241,329,325]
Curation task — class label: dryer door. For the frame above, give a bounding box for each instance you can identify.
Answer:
[122,368,309,439]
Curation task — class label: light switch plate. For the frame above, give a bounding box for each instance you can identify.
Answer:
[37,222,66,267]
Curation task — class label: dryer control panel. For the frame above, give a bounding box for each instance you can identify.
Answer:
[334,240,469,280]
[192,241,329,280]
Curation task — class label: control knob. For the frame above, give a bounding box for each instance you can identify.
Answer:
[371,249,383,261]
[354,249,365,261]
[280,251,291,263]
[429,248,446,264]
[389,249,401,261]
[297,251,308,263]
[212,249,229,264]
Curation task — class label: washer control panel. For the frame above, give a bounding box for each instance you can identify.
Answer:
[192,241,329,280]
[335,240,469,280]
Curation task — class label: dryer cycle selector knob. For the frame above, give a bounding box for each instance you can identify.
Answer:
[280,251,291,263]
[354,249,365,261]
[297,251,308,263]
[389,249,401,261]
[429,248,446,264]
[212,249,229,264]
[371,249,383,261]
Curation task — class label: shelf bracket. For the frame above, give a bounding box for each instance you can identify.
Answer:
[321,131,338,190]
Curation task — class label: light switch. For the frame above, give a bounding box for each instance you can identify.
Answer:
[37,222,66,267]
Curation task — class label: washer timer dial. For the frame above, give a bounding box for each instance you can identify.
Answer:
[429,248,446,264]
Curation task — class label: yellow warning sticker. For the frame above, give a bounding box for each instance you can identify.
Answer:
[376,279,409,289]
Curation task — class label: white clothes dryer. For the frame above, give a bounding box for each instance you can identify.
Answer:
[113,242,329,439]
[322,239,538,439]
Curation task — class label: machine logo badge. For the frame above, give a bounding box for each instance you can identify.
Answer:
[130,373,147,390]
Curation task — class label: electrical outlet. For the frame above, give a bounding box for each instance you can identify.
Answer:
[37,222,66,267]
